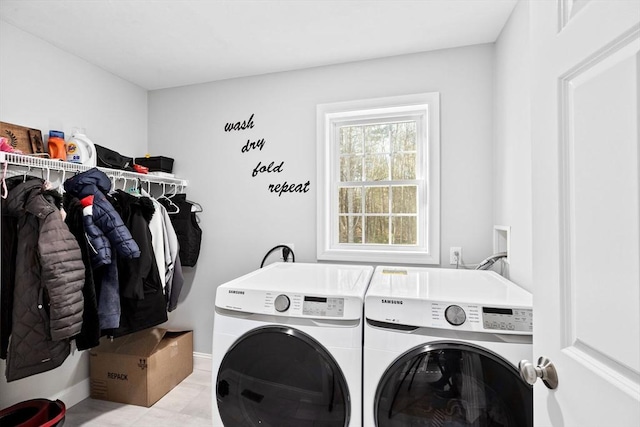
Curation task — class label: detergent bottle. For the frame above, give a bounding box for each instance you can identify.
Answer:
[66,130,97,166]
[48,130,67,160]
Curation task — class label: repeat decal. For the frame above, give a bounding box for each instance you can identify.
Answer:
[224,113,311,196]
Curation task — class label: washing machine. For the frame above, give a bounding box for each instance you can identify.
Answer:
[363,266,533,427]
[212,262,374,427]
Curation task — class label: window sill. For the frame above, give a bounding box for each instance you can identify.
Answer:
[317,247,440,265]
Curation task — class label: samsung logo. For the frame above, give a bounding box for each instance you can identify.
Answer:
[228,290,245,295]
[381,299,403,305]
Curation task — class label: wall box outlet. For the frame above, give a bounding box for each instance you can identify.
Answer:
[280,243,295,261]
[449,247,462,265]
[493,225,510,264]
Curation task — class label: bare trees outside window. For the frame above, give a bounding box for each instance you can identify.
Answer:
[338,121,418,245]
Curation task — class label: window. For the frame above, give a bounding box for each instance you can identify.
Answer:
[317,93,440,264]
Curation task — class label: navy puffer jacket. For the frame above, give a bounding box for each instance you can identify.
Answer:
[64,168,140,267]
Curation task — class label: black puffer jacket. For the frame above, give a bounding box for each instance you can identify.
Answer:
[64,168,140,267]
[3,179,85,381]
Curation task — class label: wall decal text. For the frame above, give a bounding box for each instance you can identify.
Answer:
[252,161,284,177]
[269,181,311,197]
[242,138,266,153]
[224,113,255,132]
[225,113,311,196]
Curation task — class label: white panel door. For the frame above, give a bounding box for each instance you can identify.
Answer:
[530,0,640,426]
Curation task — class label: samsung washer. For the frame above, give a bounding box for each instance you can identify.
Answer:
[212,262,373,427]
[363,266,533,427]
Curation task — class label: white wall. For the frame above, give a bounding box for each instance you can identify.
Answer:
[148,44,497,354]
[0,21,148,155]
[493,0,533,290]
[0,21,148,409]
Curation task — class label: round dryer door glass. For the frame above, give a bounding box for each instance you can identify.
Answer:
[216,326,350,427]
[375,342,533,427]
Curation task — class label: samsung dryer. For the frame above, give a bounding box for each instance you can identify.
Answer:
[212,262,374,427]
[364,266,533,427]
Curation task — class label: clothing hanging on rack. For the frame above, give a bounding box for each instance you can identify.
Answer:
[106,189,167,338]
[1,175,41,360]
[0,154,192,380]
[62,193,100,350]
[141,188,181,309]
[64,168,141,266]
[1,178,85,382]
[168,254,185,312]
[159,193,202,267]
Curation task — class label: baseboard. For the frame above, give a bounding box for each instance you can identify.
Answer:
[53,378,91,409]
[193,352,212,372]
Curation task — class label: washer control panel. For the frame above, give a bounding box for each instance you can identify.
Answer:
[482,307,532,332]
[302,296,344,317]
[217,288,351,319]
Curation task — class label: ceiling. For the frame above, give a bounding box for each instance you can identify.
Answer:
[0,0,517,90]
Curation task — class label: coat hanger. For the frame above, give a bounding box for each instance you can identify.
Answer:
[126,177,141,195]
[189,201,203,213]
[157,182,180,214]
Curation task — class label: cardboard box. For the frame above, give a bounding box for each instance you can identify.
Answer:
[89,328,193,407]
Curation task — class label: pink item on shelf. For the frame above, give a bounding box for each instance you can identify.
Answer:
[0,137,24,154]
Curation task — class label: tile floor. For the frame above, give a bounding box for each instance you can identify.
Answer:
[64,367,212,426]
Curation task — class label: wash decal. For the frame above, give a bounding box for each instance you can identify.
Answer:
[225,113,310,196]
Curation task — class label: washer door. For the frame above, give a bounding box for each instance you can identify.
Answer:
[216,326,350,427]
[375,342,532,427]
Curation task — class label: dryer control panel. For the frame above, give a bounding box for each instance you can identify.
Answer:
[367,298,532,335]
[430,302,532,333]
[481,307,532,332]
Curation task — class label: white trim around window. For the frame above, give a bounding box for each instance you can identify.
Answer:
[316,92,440,264]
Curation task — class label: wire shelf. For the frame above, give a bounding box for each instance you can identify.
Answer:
[0,152,188,189]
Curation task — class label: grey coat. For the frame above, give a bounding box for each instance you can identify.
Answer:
[4,179,85,381]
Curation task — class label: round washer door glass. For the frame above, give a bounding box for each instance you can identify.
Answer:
[375,342,532,427]
[216,326,350,427]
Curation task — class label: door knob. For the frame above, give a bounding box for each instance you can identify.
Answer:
[518,356,558,389]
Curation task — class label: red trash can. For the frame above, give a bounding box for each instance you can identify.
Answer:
[0,399,66,427]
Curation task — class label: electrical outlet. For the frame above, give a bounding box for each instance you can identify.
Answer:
[449,247,462,265]
[280,243,295,261]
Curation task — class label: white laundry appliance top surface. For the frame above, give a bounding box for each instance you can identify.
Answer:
[365,267,532,333]
[367,266,532,307]
[218,262,374,296]
[215,263,374,320]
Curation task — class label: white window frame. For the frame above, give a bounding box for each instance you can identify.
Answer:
[316,93,440,264]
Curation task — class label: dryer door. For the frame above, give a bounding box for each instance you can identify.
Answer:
[375,341,532,427]
[216,326,349,427]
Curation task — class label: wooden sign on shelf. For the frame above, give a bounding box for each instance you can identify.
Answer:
[0,121,46,154]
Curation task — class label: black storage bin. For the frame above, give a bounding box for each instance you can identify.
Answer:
[134,156,174,173]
